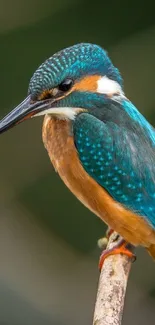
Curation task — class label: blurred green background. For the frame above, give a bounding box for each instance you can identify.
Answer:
[0,0,155,324]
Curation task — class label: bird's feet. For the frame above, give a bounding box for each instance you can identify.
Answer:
[98,235,136,271]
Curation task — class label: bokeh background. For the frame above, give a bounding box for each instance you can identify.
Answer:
[0,0,155,324]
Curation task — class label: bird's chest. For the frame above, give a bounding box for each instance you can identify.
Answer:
[42,115,105,215]
[42,116,76,177]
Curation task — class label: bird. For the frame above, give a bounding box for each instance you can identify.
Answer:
[1,42,155,268]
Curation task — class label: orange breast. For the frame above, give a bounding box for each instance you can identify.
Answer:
[42,115,155,248]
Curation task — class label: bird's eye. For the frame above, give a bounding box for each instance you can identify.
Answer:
[58,78,73,92]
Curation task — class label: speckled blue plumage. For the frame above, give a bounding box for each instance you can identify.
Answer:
[28,43,122,98]
[73,99,155,228]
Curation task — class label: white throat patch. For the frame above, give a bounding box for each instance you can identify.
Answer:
[33,107,80,120]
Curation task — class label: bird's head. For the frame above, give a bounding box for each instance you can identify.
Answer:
[0,43,124,133]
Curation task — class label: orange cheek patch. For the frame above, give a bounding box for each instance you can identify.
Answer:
[73,75,101,92]
[38,88,59,100]
[38,90,51,100]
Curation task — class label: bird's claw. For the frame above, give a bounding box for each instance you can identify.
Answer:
[99,238,136,271]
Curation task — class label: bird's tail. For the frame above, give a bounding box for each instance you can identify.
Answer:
[147,244,155,259]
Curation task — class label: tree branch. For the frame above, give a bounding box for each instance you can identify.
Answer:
[93,232,135,325]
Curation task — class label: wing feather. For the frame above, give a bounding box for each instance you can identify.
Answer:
[73,110,155,227]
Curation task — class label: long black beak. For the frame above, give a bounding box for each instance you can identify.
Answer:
[0,95,51,134]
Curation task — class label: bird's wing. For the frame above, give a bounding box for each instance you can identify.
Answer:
[73,107,155,228]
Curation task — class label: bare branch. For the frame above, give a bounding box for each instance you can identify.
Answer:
[93,232,134,325]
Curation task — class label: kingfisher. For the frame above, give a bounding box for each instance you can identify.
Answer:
[1,43,155,268]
